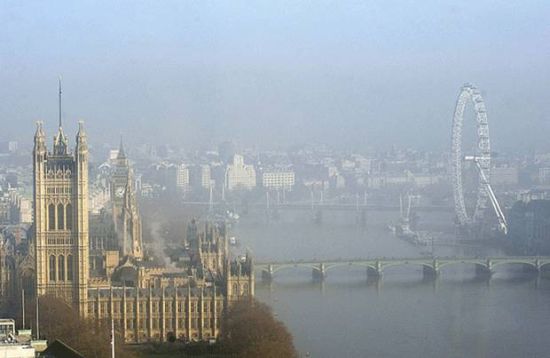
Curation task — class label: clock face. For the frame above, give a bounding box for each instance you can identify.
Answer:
[115,187,125,198]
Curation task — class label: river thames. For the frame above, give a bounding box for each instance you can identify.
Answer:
[234,209,550,358]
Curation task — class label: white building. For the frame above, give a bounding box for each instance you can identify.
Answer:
[176,164,190,192]
[17,198,32,224]
[108,149,120,162]
[539,167,550,184]
[262,170,295,191]
[89,183,110,214]
[0,319,36,358]
[225,155,256,191]
[190,164,211,190]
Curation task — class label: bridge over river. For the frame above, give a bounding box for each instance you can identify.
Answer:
[255,256,550,281]
[181,200,453,213]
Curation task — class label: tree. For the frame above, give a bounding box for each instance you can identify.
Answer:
[25,295,137,358]
[222,299,297,358]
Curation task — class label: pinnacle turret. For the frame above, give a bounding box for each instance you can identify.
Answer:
[53,126,69,155]
[76,121,88,155]
[33,121,46,154]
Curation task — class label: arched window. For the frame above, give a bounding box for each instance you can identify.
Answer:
[67,255,73,281]
[57,204,64,230]
[242,283,249,296]
[49,255,56,281]
[58,255,65,281]
[66,204,73,230]
[232,283,238,295]
[48,204,55,230]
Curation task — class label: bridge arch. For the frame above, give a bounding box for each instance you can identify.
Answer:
[386,261,438,278]
[438,260,488,271]
[381,261,433,269]
[437,261,494,277]
[490,260,539,272]
[267,264,319,276]
[324,262,375,272]
[379,261,435,273]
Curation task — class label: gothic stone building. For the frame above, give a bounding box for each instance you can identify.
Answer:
[31,121,254,342]
[33,121,90,315]
[89,138,143,278]
[110,140,143,260]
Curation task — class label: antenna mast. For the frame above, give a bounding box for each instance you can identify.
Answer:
[35,295,39,339]
[58,77,62,128]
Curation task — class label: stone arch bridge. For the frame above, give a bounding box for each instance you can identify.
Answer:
[256,257,550,281]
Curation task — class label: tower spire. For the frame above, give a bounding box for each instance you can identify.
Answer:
[117,135,127,159]
[58,77,62,128]
[53,78,68,155]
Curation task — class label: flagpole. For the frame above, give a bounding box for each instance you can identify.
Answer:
[21,289,25,329]
[35,295,39,339]
[111,318,115,358]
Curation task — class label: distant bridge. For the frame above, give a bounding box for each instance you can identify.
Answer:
[266,203,453,212]
[255,256,550,281]
[181,201,454,213]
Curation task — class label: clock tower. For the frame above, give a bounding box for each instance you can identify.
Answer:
[111,138,129,207]
[110,139,143,259]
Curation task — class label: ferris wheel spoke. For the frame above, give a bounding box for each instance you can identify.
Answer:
[451,84,491,227]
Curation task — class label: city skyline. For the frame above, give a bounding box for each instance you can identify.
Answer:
[1,2,550,357]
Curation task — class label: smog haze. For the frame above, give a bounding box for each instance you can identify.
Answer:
[1,1,549,152]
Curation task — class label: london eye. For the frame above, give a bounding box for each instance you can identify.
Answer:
[450,84,507,233]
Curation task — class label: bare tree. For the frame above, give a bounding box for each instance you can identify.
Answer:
[222,299,297,358]
[26,295,137,358]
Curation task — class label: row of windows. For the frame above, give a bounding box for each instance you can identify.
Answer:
[262,173,295,180]
[91,301,223,314]
[263,175,295,181]
[46,187,72,194]
[232,282,250,295]
[49,254,73,281]
[45,173,72,180]
[47,237,73,245]
[48,203,73,230]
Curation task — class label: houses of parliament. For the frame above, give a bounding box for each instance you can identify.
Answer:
[0,95,254,343]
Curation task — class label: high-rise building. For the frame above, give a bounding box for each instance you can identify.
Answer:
[189,164,211,191]
[225,155,256,191]
[261,169,295,191]
[0,141,18,154]
[175,164,190,192]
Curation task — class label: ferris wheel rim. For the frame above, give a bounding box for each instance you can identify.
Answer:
[451,84,491,226]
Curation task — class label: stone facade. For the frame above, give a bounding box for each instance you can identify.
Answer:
[110,140,143,259]
[89,220,254,343]
[26,119,254,343]
[33,121,89,316]
[88,286,224,342]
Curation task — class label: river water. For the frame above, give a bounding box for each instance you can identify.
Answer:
[233,209,550,358]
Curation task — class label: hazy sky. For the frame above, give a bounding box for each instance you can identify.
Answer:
[1,1,549,152]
